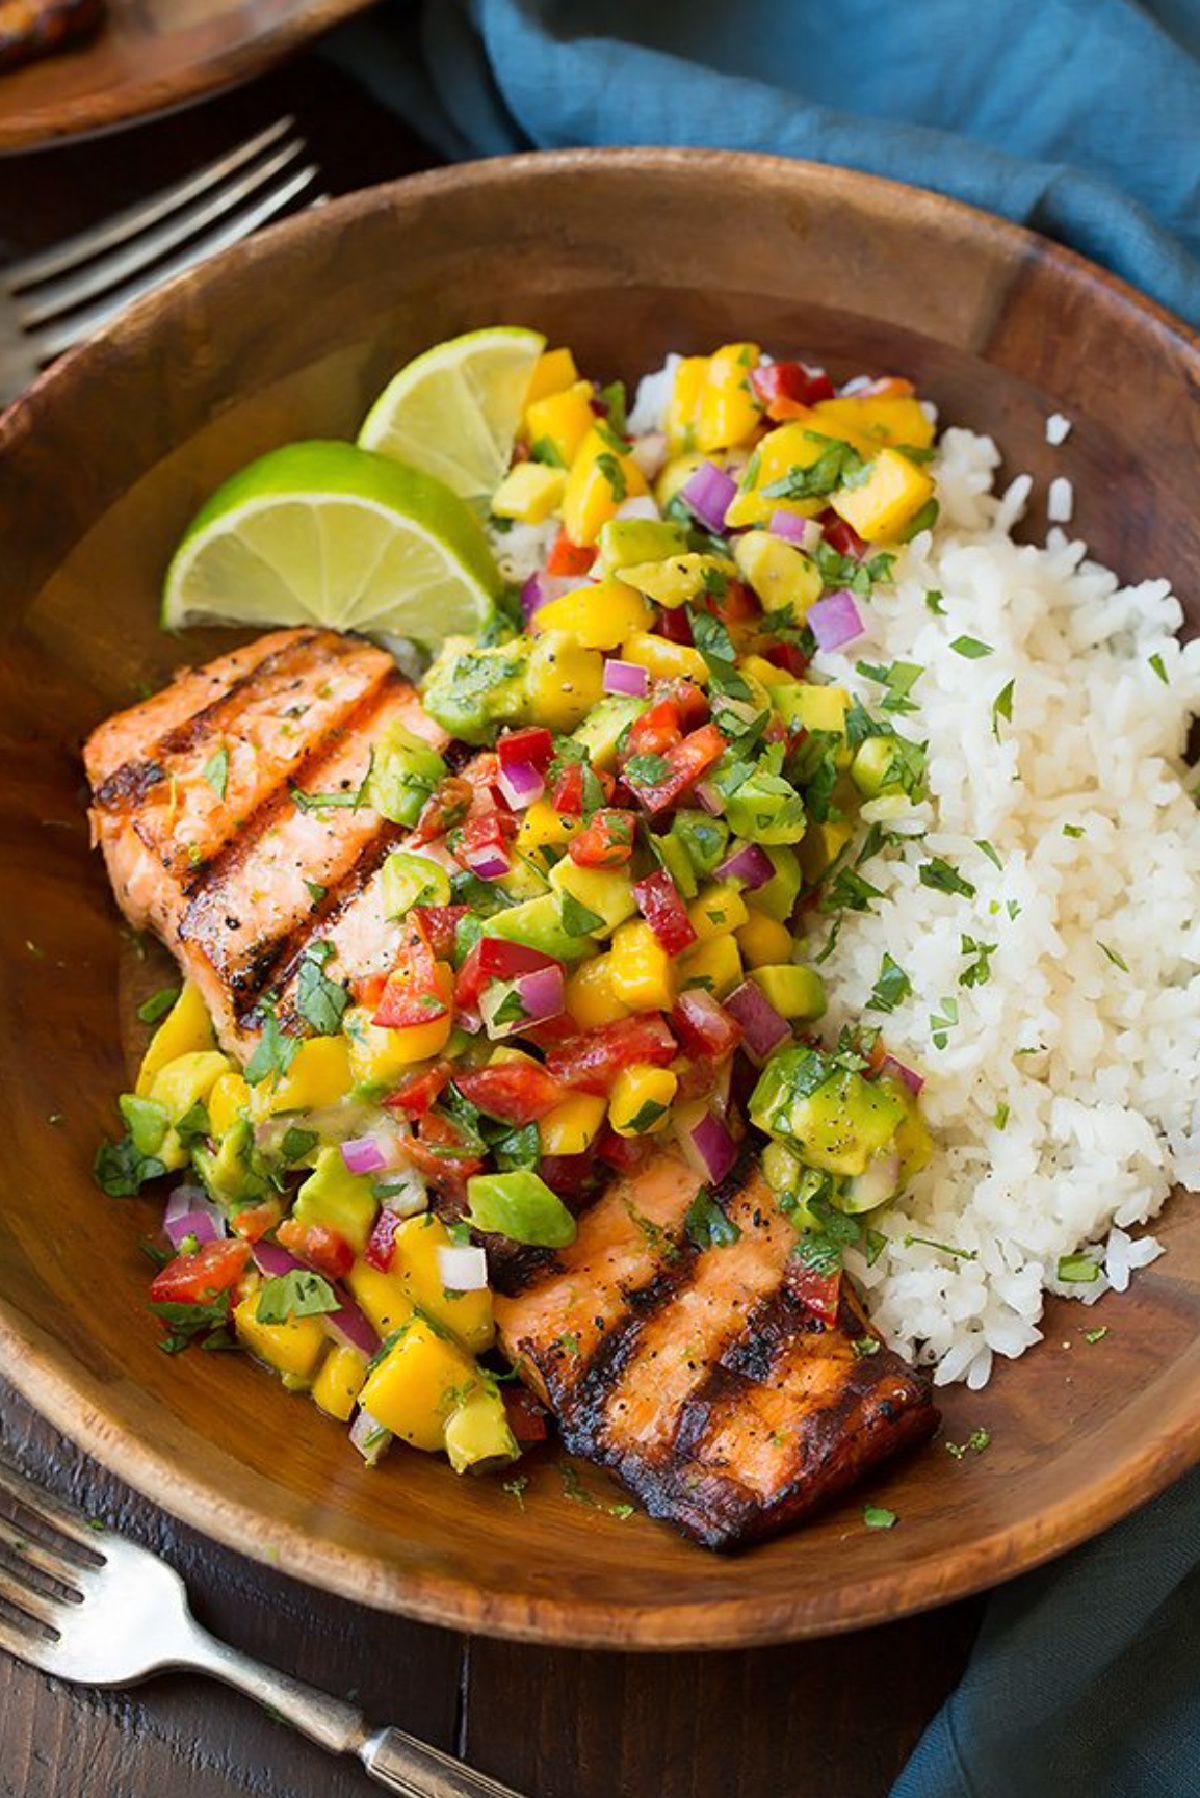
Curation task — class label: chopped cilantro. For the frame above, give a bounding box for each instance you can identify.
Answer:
[528,437,567,469]
[991,678,1015,740]
[625,1098,669,1134]
[303,879,327,906]
[559,891,605,937]
[256,1269,340,1325]
[202,744,230,801]
[959,934,997,988]
[94,1135,165,1197]
[866,952,911,1014]
[760,434,866,501]
[1085,1326,1109,1344]
[684,1188,741,1251]
[595,452,627,502]
[243,998,300,1087]
[136,986,180,1025]
[1149,653,1169,685]
[929,996,959,1049]
[903,1233,977,1260]
[855,658,923,715]
[975,839,1002,871]
[1098,941,1128,972]
[863,1505,897,1531]
[151,1293,231,1356]
[925,588,946,614]
[994,1101,1011,1130]
[949,635,993,659]
[1057,1253,1100,1283]
[919,856,976,898]
[598,379,627,435]
[624,752,673,788]
[295,940,349,1037]
[280,1126,320,1164]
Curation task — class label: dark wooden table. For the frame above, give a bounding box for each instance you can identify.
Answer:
[0,51,982,1798]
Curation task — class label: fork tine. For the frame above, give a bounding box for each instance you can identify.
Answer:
[0,1606,53,1664]
[0,1513,85,1590]
[0,1566,65,1634]
[31,164,319,362]
[5,116,297,293]
[0,1456,105,1556]
[16,138,307,328]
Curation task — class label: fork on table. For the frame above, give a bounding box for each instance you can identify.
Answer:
[0,115,320,407]
[0,1449,525,1797]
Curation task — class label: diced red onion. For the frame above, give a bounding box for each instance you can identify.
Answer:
[808,588,865,651]
[680,460,737,532]
[694,780,726,816]
[350,1408,392,1466]
[340,1134,389,1176]
[768,509,821,551]
[163,1184,226,1250]
[629,431,669,481]
[496,760,544,810]
[881,1054,924,1095]
[436,1242,490,1291]
[715,841,773,890]
[480,964,565,1039]
[251,1240,308,1280]
[725,980,791,1061]
[520,572,575,623]
[324,1294,379,1357]
[615,493,660,521]
[676,1107,738,1185]
[464,840,512,880]
[603,658,650,698]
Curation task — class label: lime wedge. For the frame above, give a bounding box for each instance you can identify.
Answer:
[358,326,546,501]
[162,441,500,645]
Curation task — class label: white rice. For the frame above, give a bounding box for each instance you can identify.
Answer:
[628,363,1200,1386]
[1046,412,1072,446]
[1047,475,1074,523]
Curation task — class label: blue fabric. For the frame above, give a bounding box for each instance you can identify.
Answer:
[328,0,1200,326]
[326,6,1200,1791]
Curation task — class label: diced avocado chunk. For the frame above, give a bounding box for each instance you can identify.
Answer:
[571,694,647,770]
[750,964,827,1021]
[364,721,446,826]
[380,850,452,919]
[480,893,593,964]
[654,829,698,899]
[119,1093,188,1174]
[670,809,729,879]
[293,1146,378,1253]
[192,1116,271,1212]
[421,635,531,744]
[466,1170,577,1247]
[617,551,735,609]
[749,1047,908,1177]
[721,763,807,846]
[443,1383,521,1475]
[596,516,688,574]
[549,859,638,936]
[850,735,903,798]
[749,844,803,921]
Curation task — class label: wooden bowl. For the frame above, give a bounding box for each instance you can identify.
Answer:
[3,150,1199,1650]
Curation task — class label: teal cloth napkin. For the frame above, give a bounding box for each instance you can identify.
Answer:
[327,6,1200,1792]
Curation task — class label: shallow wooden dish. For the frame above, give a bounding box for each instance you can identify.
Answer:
[2,149,1199,1649]
[0,0,379,152]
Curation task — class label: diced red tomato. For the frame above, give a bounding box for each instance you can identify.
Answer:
[750,361,835,417]
[453,1061,564,1124]
[655,678,709,729]
[477,938,559,979]
[671,989,742,1061]
[625,697,682,759]
[276,1218,355,1281]
[790,1258,842,1330]
[373,915,448,1029]
[545,531,596,577]
[518,1014,579,1050]
[383,1061,452,1117]
[453,942,486,1014]
[703,575,760,629]
[550,761,585,815]
[365,1206,403,1273]
[538,1153,598,1199]
[568,807,636,868]
[411,776,473,846]
[596,1124,655,1175]
[624,723,726,814]
[229,1199,283,1244]
[654,605,695,646]
[149,1238,250,1306]
[497,727,554,771]
[463,752,500,795]
[406,1112,486,1200]
[412,904,468,959]
[763,641,810,679]
[503,1386,550,1443]
[819,508,867,559]
[632,867,697,954]
[546,1014,677,1094]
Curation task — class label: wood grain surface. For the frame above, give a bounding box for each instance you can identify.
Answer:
[0,0,384,152]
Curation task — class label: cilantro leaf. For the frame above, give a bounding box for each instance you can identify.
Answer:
[295,940,349,1037]
[202,744,230,801]
[94,1135,165,1197]
[991,677,1015,740]
[559,890,605,937]
[949,635,994,660]
[866,952,911,1014]
[919,857,976,898]
[244,999,301,1087]
[684,1188,741,1251]
[136,986,180,1025]
[256,1269,340,1324]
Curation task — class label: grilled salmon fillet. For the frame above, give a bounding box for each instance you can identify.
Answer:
[494,1145,937,1549]
[0,0,103,70]
[84,628,445,1055]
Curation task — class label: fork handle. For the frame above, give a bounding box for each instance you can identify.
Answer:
[185,1626,526,1797]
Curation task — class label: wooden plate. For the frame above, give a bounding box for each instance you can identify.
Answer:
[0,0,380,153]
[2,150,1199,1649]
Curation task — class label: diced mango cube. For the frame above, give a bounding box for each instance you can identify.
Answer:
[533,578,654,651]
[562,427,649,546]
[208,1069,250,1139]
[616,551,735,610]
[539,1091,607,1155]
[654,450,708,510]
[517,799,581,864]
[234,1294,328,1382]
[772,682,850,737]
[687,881,750,942]
[345,1261,416,1339]
[678,933,743,999]
[608,918,674,1011]
[620,632,709,685]
[829,447,935,543]
[526,632,604,731]
[733,530,822,616]
[798,816,855,884]
[609,1063,678,1136]
[667,356,708,452]
[525,346,579,407]
[136,980,216,1096]
[750,963,827,1021]
[736,907,794,969]
[810,393,934,451]
[252,1033,355,1118]
[312,1344,368,1421]
[491,462,566,525]
[695,342,762,452]
[358,1317,479,1453]
[443,1385,520,1475]
[738,653,791,689]
[565,954,631,1028]
[723,419,831,529]
[550,858,637,935]
[148,1050,231,1125]
[524,380,595,467]
[390,1212,494,1354]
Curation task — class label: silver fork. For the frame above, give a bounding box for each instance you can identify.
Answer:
[0,116,320,407]
[0,1451,524,1798]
